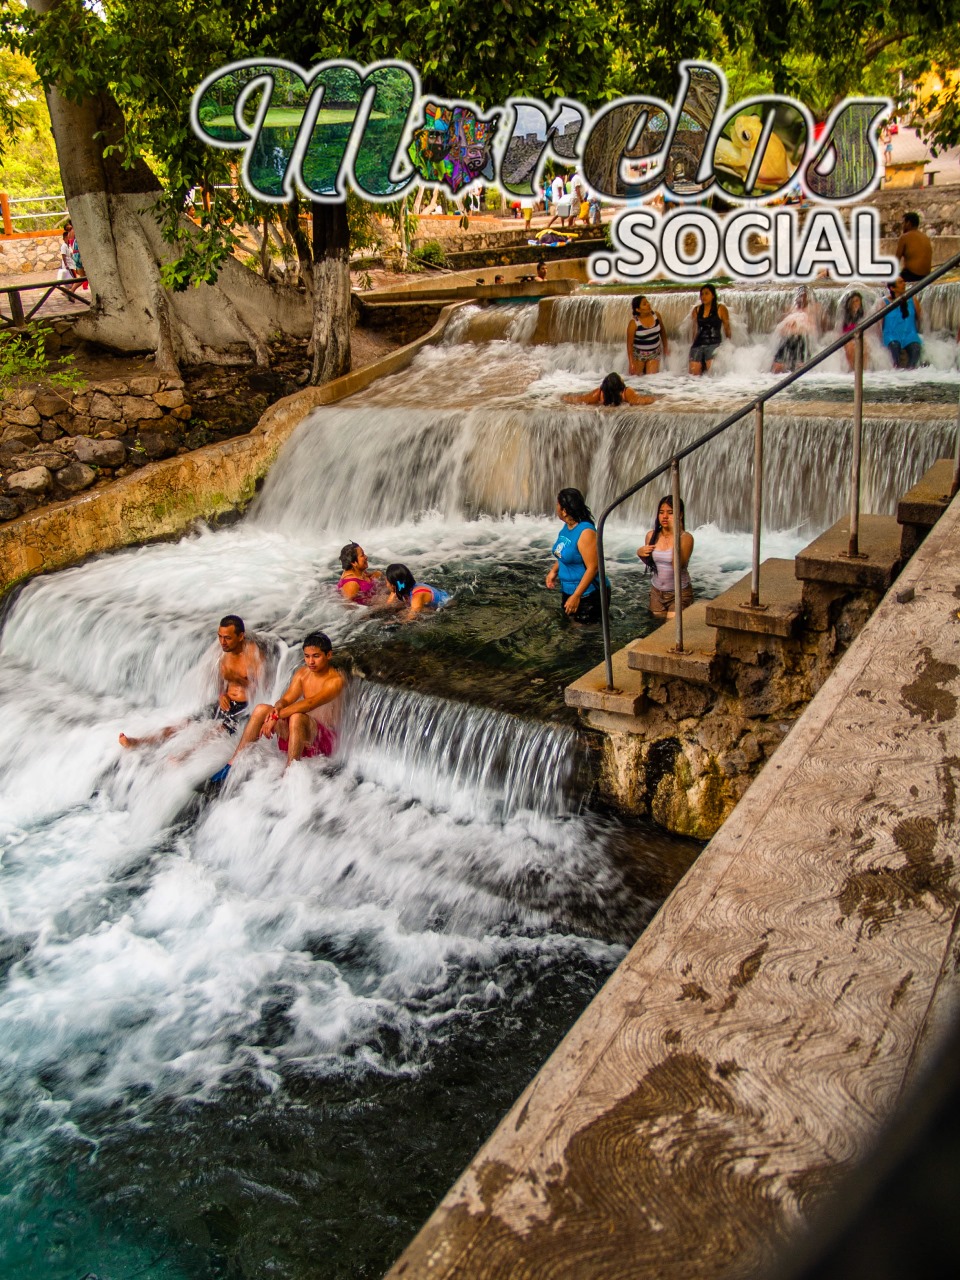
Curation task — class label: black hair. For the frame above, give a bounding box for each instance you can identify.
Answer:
[699,283,719,309]
[303,631,332,653]
[385,563,416,600]
[219,614,245,633]
[631,294,647,316]
[903,211,920,230]
[556,488,595,525]
[339,541,362,572]
[889,278,910,319]
[600,372,626,406]
[650,493,686,546]
[841,292,863,326]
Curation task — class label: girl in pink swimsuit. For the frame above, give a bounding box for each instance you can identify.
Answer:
[337,542,383,603]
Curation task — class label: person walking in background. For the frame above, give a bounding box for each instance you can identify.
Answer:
[637,495,694,619]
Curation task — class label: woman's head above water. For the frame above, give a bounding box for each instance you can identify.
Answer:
[699,283,718,308]
[339,541,365,572]
[652,493,686,540]
[631,294,652,318]
[385,563,416,599]
[556,488,595,525]
[599,371,626,405]
[842,291,864,324]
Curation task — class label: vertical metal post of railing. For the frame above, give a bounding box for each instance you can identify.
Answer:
[671,458,685,653]
[751,403,764,607]
[953,380,960,498]
[848,329,864,557]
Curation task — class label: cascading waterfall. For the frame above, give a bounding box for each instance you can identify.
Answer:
[254,402,955,533]
[1,273,957,1279]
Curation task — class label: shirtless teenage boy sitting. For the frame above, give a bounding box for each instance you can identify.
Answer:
[119,615,263,747]
[223,632,345,772]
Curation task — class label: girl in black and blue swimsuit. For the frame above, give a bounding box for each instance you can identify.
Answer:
[688,284,731,376]
[627,295,670,375]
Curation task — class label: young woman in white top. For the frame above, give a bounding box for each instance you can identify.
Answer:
[637,494,694,617]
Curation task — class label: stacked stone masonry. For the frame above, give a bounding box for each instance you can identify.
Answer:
[0,235,61,275]
[0,377,193,522]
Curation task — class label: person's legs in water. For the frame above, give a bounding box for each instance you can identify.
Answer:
[277,710,318,766]
[905,341,922,369]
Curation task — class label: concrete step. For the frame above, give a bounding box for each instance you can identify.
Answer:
[898,458,956,558]
[898,458,955,528]
[795,514,902,592]
[564,645,646,715]
[626,600,717,684]
[705,558,803,638]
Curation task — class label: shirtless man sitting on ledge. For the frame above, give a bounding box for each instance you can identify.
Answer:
[119,614,263,747]
[214,631,345,779]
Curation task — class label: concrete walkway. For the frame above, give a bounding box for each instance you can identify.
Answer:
[388,491,960,1280]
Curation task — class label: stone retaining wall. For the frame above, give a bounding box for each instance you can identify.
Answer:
[1,377,193,521]
[0,233,61,275]
[0,303,464,593]
[869,184,960,237]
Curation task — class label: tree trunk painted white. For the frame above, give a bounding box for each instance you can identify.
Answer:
[27,0,310,372]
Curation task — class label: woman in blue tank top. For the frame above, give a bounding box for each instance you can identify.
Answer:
[545,488,604,622]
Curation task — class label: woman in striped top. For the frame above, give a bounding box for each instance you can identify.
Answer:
[627,295,669,376]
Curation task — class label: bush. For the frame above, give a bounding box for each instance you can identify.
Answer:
[415,239,447,268]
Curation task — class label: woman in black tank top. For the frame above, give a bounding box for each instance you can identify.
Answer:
[688,284,732,376]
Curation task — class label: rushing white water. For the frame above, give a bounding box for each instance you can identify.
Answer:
[1,277,955,1276]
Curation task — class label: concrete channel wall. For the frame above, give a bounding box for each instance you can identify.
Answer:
[387,490,960,1280]
[0,305,464,594]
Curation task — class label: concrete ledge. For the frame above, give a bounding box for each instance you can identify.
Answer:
[795,513,902,591]
[897,457,955,529]
[0,303,467,594]
[626,601,717,684]
[387,489,960,1280]
[704,558,803,638]
[564,647,647,715]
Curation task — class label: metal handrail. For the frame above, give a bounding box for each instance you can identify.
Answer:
[596,250,960,691]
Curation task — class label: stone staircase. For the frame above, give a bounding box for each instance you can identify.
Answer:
[565,459,956,837]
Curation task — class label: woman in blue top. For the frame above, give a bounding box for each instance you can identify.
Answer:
[545,488,603,622]
[385,563,450,616]
[882,277,922,369]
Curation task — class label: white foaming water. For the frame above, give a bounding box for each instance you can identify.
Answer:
[1,279,952,1272]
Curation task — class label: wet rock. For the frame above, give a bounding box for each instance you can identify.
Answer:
[0,496,21,521]
[184,426,211,450]
[7,465,52,494]
[72,437,126,467]
[2,405,41,428]
[56,461,97,493]
[88,392,121,421]
[136,431,177,460]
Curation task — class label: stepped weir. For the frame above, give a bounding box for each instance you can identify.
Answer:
[1,268,959,1276]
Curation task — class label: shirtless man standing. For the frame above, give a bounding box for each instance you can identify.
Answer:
[896,212,933,282]
[223,632,345,773]
[119,614,263,747]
